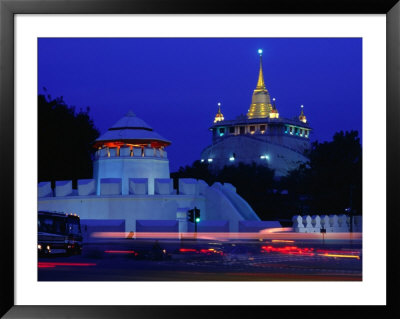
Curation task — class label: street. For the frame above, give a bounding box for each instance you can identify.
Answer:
[38,238,362,281]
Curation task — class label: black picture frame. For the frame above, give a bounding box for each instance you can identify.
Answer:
[1,0,399,317]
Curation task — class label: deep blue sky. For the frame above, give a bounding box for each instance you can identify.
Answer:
[38,38,362,172]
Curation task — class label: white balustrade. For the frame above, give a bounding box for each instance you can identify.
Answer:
[293,215,305,232]
[292,214,354,233]
[119,146,131,157]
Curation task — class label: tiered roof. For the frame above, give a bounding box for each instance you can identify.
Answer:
[93,111,171,148]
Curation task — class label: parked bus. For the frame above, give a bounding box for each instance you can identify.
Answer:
[38,211,82,255]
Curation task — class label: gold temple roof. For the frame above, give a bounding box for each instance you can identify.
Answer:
[247,50,277,120]
[214,103,224,123]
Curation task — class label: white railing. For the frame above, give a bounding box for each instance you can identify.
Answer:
[292,214,357,233]
[95,147,168,159]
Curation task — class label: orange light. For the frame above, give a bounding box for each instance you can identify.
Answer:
[316,249,360,255]
[259,227,294,233]
[271,240,295,243]
[94,140,170,149]
[318,253,360,259]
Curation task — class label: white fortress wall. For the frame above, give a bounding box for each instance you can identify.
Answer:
[100,178,122,196]
[78,179,96,196]
[55,180,73,197]
[179,178,199,195]
[38,178,261,233]
[202,182,259,232]
[38,181,52,198]
[154,178,173,195]
[93,156,170,196]
[129,178,148,195]
[38,194,206,232]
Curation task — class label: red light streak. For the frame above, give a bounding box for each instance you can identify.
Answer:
[104,250,138,255]
[38,264,55,268]
[179,248,197,252]
[261,245,315,256]
[38,262,96,268]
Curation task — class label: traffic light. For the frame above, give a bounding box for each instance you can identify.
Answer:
[194,207,200,223]
[187,209,194,223]
[187,207,200,223]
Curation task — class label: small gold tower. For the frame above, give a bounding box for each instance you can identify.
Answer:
[247,49,276,119]
[299,105,307,123]
[269,97,280,119]
[214,102,224,123]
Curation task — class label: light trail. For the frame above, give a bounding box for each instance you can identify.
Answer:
[104,250,138,255]
[38,262,96,268]
[91,230,362,241]
[261,245,315,256]
[271,240,295,243]
[317,253,360,259]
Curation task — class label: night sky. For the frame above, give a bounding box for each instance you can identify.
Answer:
[38,38,362,172]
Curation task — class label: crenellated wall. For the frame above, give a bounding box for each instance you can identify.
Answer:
[38,178,261,232]
[39,177,201,198]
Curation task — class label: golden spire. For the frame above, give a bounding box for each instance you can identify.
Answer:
[269,97,279,119]
[256,49,266,90]
[299,105,307,123]
[214,102,224,123]
[247,49,275,119]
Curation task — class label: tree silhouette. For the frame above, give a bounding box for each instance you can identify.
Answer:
[307,130,362,214]
[38,94,100,187]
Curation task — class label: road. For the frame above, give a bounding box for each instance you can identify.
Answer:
[38,239,362,281]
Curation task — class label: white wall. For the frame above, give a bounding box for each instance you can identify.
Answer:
[38,179,263,233]
[93,157,170,195]
[38,194,206,232]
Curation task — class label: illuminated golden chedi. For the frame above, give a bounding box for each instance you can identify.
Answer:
[247,50,278,119]
[299,105,307,123]
[269,98,279,119]
[214,102,224,123]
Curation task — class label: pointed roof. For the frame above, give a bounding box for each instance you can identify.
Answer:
[247,49,274,119]
[93,111,171,148]
[299,105,307,123]
[214,102,224,123]
[256,52,266,90]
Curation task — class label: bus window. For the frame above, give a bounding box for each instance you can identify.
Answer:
[67,217,81,234]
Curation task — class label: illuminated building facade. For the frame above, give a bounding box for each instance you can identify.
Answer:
[38,112,279,234]
[92,110,171,195]
[201,50,312,176]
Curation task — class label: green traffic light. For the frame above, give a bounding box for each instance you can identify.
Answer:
[195,218,200,223]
